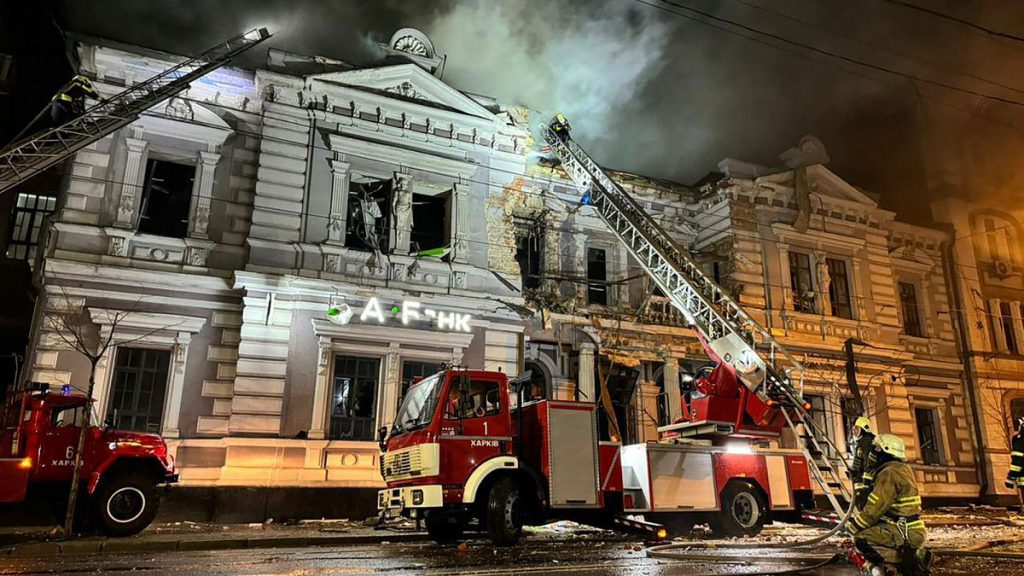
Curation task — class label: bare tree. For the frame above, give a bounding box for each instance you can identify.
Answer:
[41,288,176,536]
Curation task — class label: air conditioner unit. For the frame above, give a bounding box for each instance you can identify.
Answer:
[993,260,1011,278]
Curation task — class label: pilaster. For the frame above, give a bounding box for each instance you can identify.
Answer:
[663,359,682,422]
[115,127,148,228]
[392,173,413,255]
[452,180,469,262]
[309,336,332,440]
[161,332,192,438]
[326,160,351,245]
[578,342,596,403]
[188,150,220,239]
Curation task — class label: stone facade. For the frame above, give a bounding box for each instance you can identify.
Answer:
[18,30,1002,504]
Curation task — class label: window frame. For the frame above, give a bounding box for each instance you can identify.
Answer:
[788,250,817,314]
[329,354,383,441]
[137,157,196,239]
[106,347,172,434]
[586,246,609,306]
[514,217,544,291]
[898,281,924,337]
[826,257,854,320]
[7,192,57,261]
[913,406,944,466]
[998,301,1019,354]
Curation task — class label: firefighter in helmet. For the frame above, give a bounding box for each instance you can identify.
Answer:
[1006,416,1024,495]
[849,434,931,576]
[850,416,878,508]
[549,113,571,140]
[48,74,99,126]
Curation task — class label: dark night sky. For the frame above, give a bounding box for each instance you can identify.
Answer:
[8,1,1024,224]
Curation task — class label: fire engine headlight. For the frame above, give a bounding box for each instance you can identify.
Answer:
[412,489,424,506]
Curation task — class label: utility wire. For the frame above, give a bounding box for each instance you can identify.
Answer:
[878,0,1024,44]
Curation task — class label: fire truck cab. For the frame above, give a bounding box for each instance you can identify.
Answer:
[0,384,178,536]
[378,369,815,546]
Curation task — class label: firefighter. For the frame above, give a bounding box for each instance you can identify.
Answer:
[850,416,877,508]
[849,434,931,576]
[549,113,571,140]
[1006,416,1024,495]
[48,75,99,126]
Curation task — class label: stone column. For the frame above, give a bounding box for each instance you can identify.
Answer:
[577,342,596,403]
[379,346,402,430]
[778,244,794,310]
[452,180,469,262]
[391,173,413,254]
[663,359,682,422]
[309,336,332,440]
[161,332,192,438]
[188,150,220,239]
[115,128,148,228]
[326,160,351,245]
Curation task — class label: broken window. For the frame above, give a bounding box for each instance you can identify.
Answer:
[827,258,853,319]
[898,282,923,337]
[410,192,450,253]
[788,251,816,313]
[138,158,194,238]
[7,192,56,260]
[330,355,380,441]
[346,178,392,252]
[914,407,943,465]
[514,217,543,290]
[587,247,608,305]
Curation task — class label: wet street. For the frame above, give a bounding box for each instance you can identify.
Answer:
[0,538,864,576]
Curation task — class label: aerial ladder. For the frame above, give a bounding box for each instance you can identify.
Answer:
[543,116,852,517]
[0,27,272,195]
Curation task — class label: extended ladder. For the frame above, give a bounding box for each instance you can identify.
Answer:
[0,28,271,194]
[542,122,852,514]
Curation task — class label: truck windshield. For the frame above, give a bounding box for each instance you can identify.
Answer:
[392,373,443,435]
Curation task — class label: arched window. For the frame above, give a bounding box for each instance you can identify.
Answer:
[522,360,550,402]
[973,214,1022,267]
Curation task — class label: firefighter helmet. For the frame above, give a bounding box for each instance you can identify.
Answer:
[854,416,872,434]
[873,434,906,461]
[1016,415,1024,432]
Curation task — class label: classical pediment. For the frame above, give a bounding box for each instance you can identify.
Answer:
[804,164,878,207]
[308,64,497,121]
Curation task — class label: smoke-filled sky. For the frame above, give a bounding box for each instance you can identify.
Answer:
[44,0,1024,223]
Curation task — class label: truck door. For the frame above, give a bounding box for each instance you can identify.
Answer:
[35,403,88,481]
[440,374,512,472]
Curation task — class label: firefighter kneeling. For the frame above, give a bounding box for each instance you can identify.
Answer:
[849,434,932,576]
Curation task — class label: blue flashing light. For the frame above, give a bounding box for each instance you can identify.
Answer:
[580,192,592,206]
[61,384,72,396]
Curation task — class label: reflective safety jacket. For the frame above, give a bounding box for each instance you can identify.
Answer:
[850,431,877,493]
[1007,431,1024,489]
[850,460,924,535]
[52,75,98,103]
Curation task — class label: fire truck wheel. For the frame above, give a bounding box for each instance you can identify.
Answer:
[486,477,522,546]
[710,482,767,537]
[94,473,159,537]
[425,513,464,545]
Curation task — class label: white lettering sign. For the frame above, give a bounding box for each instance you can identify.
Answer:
[343,297,472,332]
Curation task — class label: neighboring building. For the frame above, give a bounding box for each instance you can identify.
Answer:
[933,197,1024,501]
[21,28,1002,516]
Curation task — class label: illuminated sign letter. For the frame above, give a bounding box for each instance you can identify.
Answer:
[436,311,456,330]
[360,297,386,323]
[401,301,422,325]
[454,313,471,332]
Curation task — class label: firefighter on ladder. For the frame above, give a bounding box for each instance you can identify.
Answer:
[850,416,877,508]
[549,113,571,140]
[48,75,99,126]
[849,434,932,576]
[1006,416,1024,499]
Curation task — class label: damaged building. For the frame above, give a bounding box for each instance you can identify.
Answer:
[13,27,1020,518]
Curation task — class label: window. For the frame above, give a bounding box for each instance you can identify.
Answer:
[998,301,1018,354]
[587,247,608,305]
[827,258,853,319]
[839,397,859,440]
[515,219,543,291]
[410,192,450,253]
[521,360,550,402]
[138,159,194,238]
[399,360,443,406]
[899,282,923,337]
[330,355,380,441]
[914,407,942,465]
[976,214,1021,266]
[51,404,89,428]
[7,193,56,260]
[346,179,391,252]
[107,348,170,433]
[446,378,501,419]
[788,251,816,313]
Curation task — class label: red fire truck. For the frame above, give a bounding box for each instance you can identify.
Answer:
[378,365,816,546]
[0,383,178,536]
[377,114,851,546]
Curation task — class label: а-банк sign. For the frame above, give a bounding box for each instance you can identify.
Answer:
[332,297,473,332]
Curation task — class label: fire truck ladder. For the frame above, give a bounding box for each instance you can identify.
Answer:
[0,27,271,195]
[542,123,852,515]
